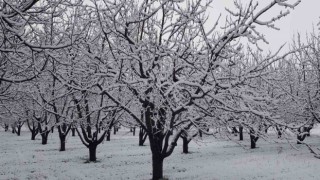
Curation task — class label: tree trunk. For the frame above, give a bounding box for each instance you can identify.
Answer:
[89,144,97,161]
[4,124,8,132]
[16,126,21,136]
[199,130,202,138]
[152,155,164,180]
[27,120,38,140]
[31,131,37,140]
[106,130,110,141]
[276,126,282,138]
[250,135,256,149]
[113,126,117,135]
[250,134,259,149]
[182,137,189,154]
[41,134,48,145]
[51,126,54,133]
[133,127,136,136]
[139,137,143,146]
[278,131,282,138]
[239,126,243,141]
[72,128,76,136]
[297,127,308,144]
[11,126,15,134]
[249,129,259,149]
[87,126,92,138]
[297,134,307,144]
[232,127,238,136]
[139,127,147,146]
[60,135,66,151]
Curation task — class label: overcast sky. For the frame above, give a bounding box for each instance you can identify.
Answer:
[211,0,320,52]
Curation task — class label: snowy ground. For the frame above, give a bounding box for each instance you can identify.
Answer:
[1,127,320,180]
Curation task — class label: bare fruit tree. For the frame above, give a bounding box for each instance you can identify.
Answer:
[85,0,301,179]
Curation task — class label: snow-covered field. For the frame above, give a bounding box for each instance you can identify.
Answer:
[1,128,320,180]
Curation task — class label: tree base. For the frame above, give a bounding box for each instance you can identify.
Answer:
[152,155,164,180]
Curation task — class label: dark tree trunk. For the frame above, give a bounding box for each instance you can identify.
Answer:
[27,120,39,140]
[232,127,238,136]
[60,135,66,151]
[113,126,117,135]
[139,127,147,146]
[16,126,21,136]
[106,130,110,141]
[297,135,307,144]
[297,127,309,144]
[249,131,259,149]
[12,121,24,136]
[138,135,143,146]
[276,126,282,138]
[51,126,54,133]
[239,126,243,141]
[4,124,9,132]
[73,95,109,162]
[182,136,189,154]
[278,131,282,138]
[89,144,97,162]
[58,123,71,151]
[152,155,164,180]
[264,124,269,133]
[38,123,50,145]
[40,127,50,145]
[250,135,256,149]
[297,134,305,144]
[37,119,49,145]
[133,127,136,136]
[31,131,37,140]
[41,134,48,145]
[199,130,202,138]
[76,126,107,162]
[142,102,186,180]
[87,126,92,138]
[297,132,307,144]
[72,128,76,136]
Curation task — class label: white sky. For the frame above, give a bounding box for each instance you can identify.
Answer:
[210,0,320,52]
[85,0,319,53]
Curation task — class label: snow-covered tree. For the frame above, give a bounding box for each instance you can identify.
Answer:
[86,0,301,179]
